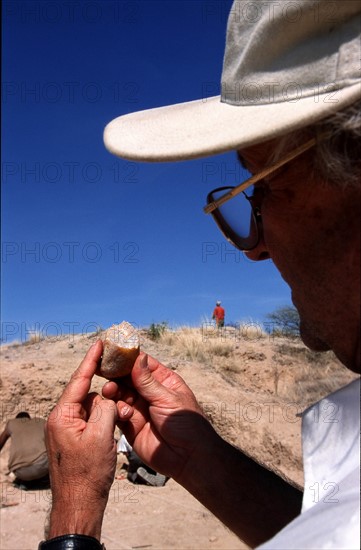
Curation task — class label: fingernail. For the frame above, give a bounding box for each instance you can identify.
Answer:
[120,405,130,417]
[140,354,148,368]
[90,339,102,350]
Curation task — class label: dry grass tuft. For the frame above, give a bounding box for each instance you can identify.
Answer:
[25,330,43,345]
[160,326,236,364]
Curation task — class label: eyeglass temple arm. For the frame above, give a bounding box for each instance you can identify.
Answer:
[203,136,319,215]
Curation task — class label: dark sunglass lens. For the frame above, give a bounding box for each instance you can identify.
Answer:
[212,186,255,238]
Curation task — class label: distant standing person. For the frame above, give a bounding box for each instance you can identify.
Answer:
[0,412,48,484]
[212,301,225,328]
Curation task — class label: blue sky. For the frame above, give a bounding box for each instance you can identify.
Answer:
[1,0,292,343]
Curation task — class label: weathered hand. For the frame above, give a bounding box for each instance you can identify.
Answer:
[103,352,303,547]
[102,353,217,481]
[46,340,117,540]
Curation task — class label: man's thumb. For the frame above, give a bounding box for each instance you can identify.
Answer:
[131,354,168,404]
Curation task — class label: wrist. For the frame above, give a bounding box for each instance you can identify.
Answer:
[48,502,105,540]
[49,478,110,540]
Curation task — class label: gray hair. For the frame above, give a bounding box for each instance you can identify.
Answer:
[270,99,361,188]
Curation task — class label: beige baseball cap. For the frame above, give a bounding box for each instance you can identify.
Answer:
[104,0,361,162]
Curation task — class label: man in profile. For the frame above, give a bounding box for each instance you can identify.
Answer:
[40,2,360,549]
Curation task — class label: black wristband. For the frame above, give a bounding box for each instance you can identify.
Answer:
[38,534,105,549]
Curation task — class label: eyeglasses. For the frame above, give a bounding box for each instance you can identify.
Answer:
[204,136,319,251]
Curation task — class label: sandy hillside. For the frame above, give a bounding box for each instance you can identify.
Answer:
[0,327,357,550]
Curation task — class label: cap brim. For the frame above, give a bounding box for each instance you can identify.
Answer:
[104,84,361,162]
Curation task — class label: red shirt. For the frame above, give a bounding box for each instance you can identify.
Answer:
[213,306,225,320]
